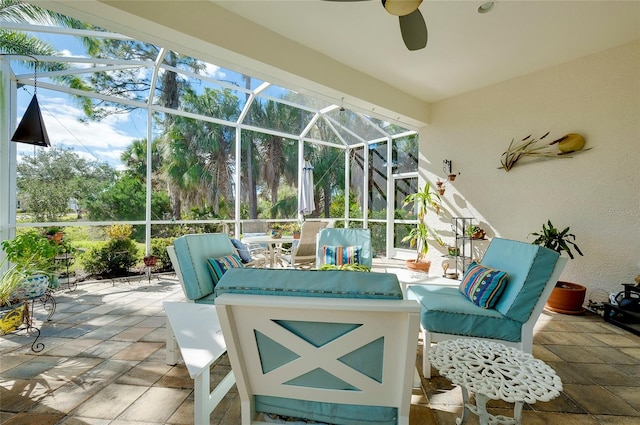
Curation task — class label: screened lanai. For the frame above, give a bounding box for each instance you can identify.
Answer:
[1,19,421,260]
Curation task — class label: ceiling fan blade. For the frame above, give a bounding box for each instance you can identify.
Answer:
[399,9,427,51]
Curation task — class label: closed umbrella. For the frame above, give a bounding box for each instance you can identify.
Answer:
[299,158,315,215]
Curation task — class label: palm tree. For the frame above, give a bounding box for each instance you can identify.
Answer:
[251,99,298,219]
[163,87,240,218]
[1,0,91,74]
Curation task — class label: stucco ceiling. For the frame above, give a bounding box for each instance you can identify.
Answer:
[34,1,640,127]
[212,1,639,102]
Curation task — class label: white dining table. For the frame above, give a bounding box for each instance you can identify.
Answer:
[241,234,295,268]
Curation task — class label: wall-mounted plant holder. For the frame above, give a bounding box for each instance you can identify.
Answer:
[443,159,460,181]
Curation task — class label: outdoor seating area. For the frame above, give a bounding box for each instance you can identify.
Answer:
[1,261,639,425]
[1,2,639,425]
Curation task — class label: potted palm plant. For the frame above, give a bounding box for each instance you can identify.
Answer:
[530,220,585,314]
[402,182,444,273]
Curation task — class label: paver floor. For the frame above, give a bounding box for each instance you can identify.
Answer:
[1,263,639,424]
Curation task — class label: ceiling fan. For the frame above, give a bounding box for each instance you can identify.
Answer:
[325,0,427,51]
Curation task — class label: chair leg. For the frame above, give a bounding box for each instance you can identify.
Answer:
[422,327,432,379]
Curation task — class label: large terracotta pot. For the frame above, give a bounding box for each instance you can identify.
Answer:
[545,281,586,314]
[406,259,431,273]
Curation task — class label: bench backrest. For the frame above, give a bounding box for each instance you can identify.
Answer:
[167,233,236,302]
[215,268,418,425]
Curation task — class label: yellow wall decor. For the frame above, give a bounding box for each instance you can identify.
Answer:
[500,132,591,172]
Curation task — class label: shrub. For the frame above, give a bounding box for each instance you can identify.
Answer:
[150,237,174,271]
[81,234,140,278]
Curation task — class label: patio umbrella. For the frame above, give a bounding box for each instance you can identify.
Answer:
[298,158,315,216]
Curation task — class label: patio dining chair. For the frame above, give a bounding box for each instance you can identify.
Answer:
[316,228,373,269]
[277,221,328,269]
[242,219,268,235]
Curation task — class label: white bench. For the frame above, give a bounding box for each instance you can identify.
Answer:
[163,301,235,425]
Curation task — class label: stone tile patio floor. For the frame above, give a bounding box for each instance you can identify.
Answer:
[1,267,639,425]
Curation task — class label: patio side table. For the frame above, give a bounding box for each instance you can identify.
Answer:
[428,339,562,425]
[163,301,235,425]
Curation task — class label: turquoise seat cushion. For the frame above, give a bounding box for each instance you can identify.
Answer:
[481,238,559,322]
[407,284,523,342]
[256,395,397,425]
[215,268,402,300]
[173,233,236,301]
[459,262,508,308]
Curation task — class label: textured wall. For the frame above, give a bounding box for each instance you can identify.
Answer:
[417,40,640,300]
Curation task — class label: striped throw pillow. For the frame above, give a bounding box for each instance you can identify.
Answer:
[322,245,361,266]
[459,262,508,308]
[207,254,245,286]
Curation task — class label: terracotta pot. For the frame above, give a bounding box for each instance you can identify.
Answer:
[545,281,586,314]
[143,256,157,267]
[406,259,431,273]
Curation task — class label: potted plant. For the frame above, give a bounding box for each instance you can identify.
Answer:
[530,220,585,314]
[402,182,444,273]
[44,226,64,244]
[0,260,33,335]
[466,225,486,240]
[269,224,283,239]
[291,222,301,239]
[2,231,58,297]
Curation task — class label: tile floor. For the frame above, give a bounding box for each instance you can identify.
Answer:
[1,266,639,425]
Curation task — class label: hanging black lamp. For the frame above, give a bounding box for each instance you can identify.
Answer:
[10,57,50,147]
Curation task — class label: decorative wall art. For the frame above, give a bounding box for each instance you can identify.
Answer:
[499,132,591,171]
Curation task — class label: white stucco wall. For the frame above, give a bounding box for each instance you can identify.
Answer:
[418,40,640,300]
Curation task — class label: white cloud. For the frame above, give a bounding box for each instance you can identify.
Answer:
[34,95,139,166]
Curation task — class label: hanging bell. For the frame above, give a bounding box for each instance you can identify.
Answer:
[11,94,50,147]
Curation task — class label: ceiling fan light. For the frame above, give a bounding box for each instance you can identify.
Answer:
[477,2,495,14]
[382,0,422,17]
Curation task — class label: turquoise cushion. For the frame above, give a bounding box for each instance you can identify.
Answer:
[459,262,508,308]
[407,284,523,342]
[206,254,244,285]
[215,268,402,300]
[481,238,559,322]
[256,395,397,425]
[173,233,236,301]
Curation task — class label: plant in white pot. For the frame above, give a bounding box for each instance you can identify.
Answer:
[402,182,444,273]
[530,220,585,314]
[0,260,32,335]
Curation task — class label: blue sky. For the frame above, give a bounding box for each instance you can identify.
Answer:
[12,33,143,169]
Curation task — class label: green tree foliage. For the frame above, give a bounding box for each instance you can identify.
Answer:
[85,174,170,223]
[0,0,92,94]
[16,148,116,221]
